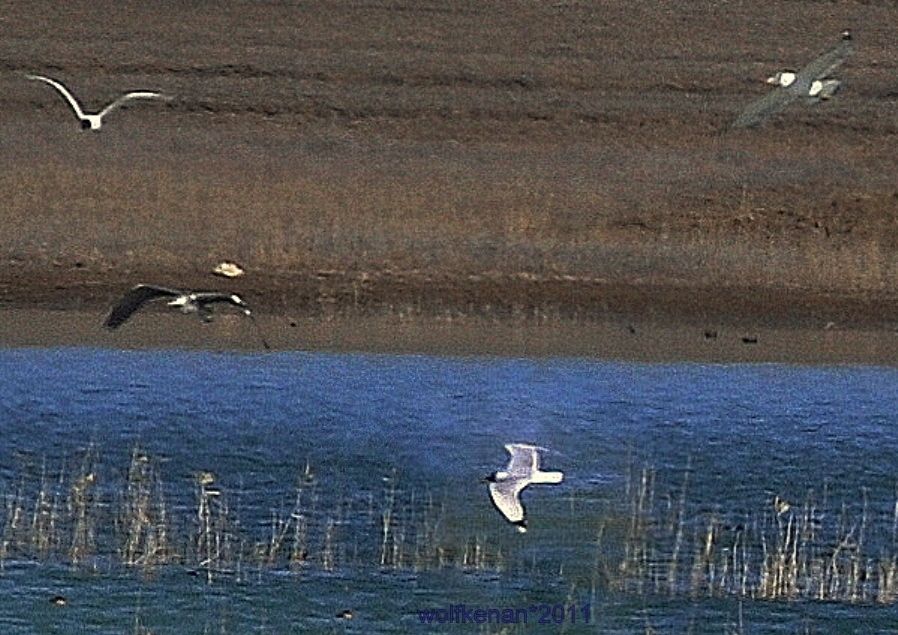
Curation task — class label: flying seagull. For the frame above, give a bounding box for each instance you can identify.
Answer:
[731,30,853,129]
[104,284,270,349]
[485,444,563,532]
[25,74,170,130]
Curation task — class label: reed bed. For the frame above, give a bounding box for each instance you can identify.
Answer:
[613,463,898,604]
[0,447,504,581]
[3,448,898,608]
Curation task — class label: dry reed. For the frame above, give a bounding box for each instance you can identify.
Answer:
[2,448,898,607]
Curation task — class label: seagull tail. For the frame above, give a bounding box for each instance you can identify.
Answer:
[532,470,564,485]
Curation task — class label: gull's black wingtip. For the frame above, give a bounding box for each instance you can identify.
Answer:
[103,314,123,330]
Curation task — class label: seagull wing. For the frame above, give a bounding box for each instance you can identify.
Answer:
[731,33,852,130]
[731,86,801,129]
[104,284,182,329]
[26,74,86,119]
[488,479,527,524]
[97,91,168,119]
[796,34,853,82]
[504,444,540,477]
[192,291,243,306]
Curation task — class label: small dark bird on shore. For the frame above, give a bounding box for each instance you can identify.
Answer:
[741,335,759,344]
[104,284,270,349]
[704,329,718,339]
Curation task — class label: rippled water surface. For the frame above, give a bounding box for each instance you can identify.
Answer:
[1,348,898,633]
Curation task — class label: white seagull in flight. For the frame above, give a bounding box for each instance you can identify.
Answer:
[485,444,563,532]
[26,74,170,130]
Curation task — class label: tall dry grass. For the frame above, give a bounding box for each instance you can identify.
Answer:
[614,465,898,604]
[0,446,506,582]
[3,146,898,298]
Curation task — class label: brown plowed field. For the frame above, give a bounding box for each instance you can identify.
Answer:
[2,1,898,354]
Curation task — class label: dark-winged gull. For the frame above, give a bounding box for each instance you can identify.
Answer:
[485,444,563,532]
[104,284,270,349]
[25,74,170,130]
[731,30,853,129]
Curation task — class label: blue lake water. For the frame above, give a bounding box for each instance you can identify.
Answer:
[1,348,897,633]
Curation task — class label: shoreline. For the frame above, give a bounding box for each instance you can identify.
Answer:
[5,267,898,324]
[2,304,897,366]
[2,267,897,364]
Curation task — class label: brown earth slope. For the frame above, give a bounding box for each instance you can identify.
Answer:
[1,1,898,354]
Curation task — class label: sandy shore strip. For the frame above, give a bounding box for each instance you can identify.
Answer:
[2,307,897,366]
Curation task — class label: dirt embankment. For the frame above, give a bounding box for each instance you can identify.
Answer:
[2,0,898,352]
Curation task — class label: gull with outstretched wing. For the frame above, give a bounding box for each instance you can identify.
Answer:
[26,74,170,130]
[104,284,269,349]
[485,444,563,532]
[731,30,853,129]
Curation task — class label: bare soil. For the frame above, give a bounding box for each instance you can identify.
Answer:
[2,1,898,357]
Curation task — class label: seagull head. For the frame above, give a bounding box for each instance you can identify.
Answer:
[766,71,796,88]
[484,469,510,483]
[230,294,246,306]
[514,520,527,533]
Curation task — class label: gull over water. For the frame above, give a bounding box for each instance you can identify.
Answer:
[104,284,269,349]
[732,30,853,129]
[485,444,563,532]
[25,74,170,130]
